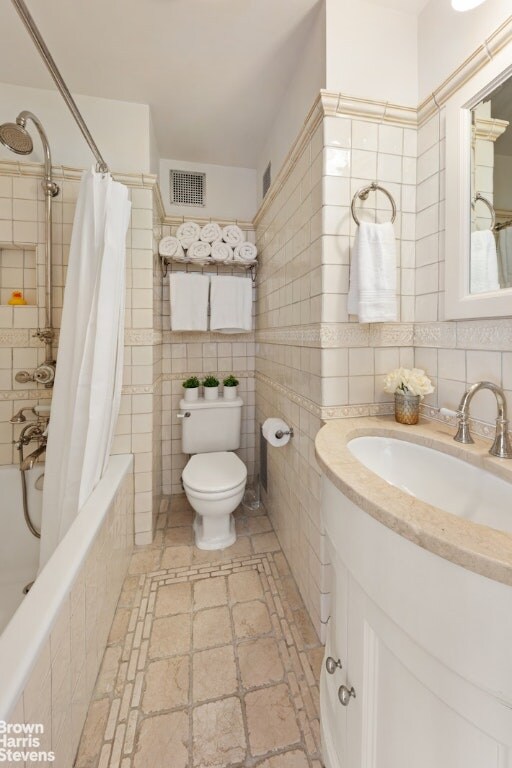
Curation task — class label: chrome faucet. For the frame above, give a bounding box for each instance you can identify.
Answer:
[454,381,512,458]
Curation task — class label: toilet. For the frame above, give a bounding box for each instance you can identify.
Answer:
[179,396,247,550]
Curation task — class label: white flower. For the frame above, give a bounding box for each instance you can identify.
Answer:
[383,367,434,400]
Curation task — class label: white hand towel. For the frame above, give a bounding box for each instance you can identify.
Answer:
[159,235,184,260]
[169,272,209,331]
[210,275,253,333]
[347,221,397,323]
[233,242,258,263]
[187,240,211,261]
[200,222,222,243]
[176,221,201,249]
[222,224,245,248]
[470,230,500,294]
[211,240,234,263]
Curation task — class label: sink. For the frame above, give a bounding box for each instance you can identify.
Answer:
[348,435,512,534]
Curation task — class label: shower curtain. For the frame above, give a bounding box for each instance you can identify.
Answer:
[39,169,131,569]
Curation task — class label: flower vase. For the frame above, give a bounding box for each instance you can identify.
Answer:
[394,391,420,425]
[223,386,237,401]
[183,387,199,402]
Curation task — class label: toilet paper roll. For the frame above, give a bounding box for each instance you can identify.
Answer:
[262,418,291,448]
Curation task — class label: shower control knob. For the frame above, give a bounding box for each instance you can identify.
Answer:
[325,657,342,675]
[33,364,55,386]
[15,370,33,384]
[338,685,356,706]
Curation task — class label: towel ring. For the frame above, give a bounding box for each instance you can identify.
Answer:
[472,192,496,229]
[351,182,397,226]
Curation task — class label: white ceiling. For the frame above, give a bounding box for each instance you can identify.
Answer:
[0,0,322,168]
[367,0,430,13]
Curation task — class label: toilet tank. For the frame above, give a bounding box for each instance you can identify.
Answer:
[179,397,243,454]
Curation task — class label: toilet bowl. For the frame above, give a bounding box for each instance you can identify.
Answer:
[182,451,247,550]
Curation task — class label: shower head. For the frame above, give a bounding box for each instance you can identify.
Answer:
[0,121,33,155]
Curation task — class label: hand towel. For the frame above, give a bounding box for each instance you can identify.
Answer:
[200,222,222,244]
[176,221,201,249]
[210,275,253,333]
[211,240,234,263]
[347,221,397,323]
[159,235,185,261]
[222,224,245,248]
[187,240,211,261]
[233,242,258,263]
[470,230,500,294]
[169,272,209,331]
[497,227,512,289]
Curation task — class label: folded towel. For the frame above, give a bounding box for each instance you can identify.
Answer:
[211,240,234,263]
[200,222,222,244]
[210,275,253,333]
[470,230,500,294]
[347,221,397,323]
[159,235,185,261]
[498,228,512,288]
[222,224,245,248]
[187,240,211,261]
[233,242,257,263]
[176,221,201,249]
[169,272,209,331]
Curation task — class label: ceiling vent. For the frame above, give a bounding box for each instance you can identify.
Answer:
[169,170,206,207]
[263,162,271,198]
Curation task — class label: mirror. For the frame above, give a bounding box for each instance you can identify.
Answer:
[470,76,512,294]
[445,47,512,320]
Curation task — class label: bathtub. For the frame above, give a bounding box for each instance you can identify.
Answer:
[0,454,133,764]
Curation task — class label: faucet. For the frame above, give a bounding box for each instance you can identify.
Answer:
[14,422,47,469]
[454,381,512,459]
[20,441,46,470]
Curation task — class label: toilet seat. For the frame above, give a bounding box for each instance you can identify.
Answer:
[182,451,247,494]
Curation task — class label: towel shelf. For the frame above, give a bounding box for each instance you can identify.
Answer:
[351,181,397,226]
[161,255,257,282]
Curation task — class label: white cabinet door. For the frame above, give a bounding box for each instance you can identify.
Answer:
[345,577,512,768]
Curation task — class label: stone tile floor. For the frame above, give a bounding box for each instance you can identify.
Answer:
[75,496,325,768]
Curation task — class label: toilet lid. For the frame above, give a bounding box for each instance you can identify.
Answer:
[183,452,247,493]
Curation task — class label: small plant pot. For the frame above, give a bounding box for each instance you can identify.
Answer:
[204,386,219,401]
[394,391,420,425]
[183,387,199,402]
[223,386,238,401]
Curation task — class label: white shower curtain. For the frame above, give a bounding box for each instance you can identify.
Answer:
[39,169,131,569]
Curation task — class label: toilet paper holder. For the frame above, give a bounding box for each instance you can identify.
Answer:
[275,427,294,439]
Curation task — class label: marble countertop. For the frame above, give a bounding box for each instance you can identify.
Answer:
[315,416,512,586]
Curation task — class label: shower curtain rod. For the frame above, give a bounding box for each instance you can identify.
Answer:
[10,0,110,174]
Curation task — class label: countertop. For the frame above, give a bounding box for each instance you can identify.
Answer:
[315,416,512,586]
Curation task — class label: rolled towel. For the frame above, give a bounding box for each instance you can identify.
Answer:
[159,235,185,261]
[187,240,212,261]
[211,240,234,263]
[176,221,201,249]
[233,242,257,263]
[222,224,245,248]
[200,222,222,244]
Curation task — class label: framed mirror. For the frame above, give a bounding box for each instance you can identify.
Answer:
[445,45,512,320]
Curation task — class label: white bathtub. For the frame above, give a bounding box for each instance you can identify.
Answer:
[0,465,43,634]
[0,454,133,763]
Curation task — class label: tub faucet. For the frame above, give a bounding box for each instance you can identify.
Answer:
[454,381,512,458]
[20,441,46,470]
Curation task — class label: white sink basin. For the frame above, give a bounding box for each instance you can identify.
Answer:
[348,435,512,534]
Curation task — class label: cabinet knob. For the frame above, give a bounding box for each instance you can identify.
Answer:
[338,685,356,706]
[325,656,342,675]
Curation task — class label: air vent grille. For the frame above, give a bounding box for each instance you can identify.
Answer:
[263,162,271,198]
[169,170,206,207]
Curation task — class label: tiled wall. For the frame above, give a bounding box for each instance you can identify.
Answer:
[159,222,257,496]
[0,163,162,545]
[5,463,133,766]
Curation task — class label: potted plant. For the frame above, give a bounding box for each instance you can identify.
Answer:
[182,375,200,402]
[202,375,220,401]
[383,367,434,425]
[223,374,239,400]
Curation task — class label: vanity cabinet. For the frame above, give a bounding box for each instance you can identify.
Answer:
[320,476,512,768]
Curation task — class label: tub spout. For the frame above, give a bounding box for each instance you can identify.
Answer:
[20,442,46,470]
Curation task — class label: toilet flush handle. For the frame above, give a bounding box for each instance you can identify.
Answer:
[177,412,191,419]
